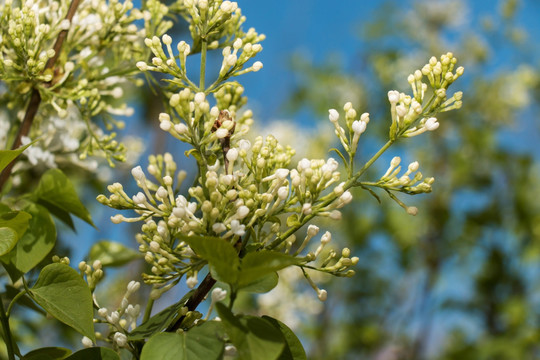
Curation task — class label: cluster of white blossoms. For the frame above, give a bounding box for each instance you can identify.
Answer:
[0,0,171,171]
[387,52,464,140]
[82,280,142,348]
[100,0,464,307]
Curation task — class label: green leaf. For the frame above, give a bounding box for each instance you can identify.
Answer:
[286,214,300,227]
[37,199,76,231]
[88,240,141,267]
[0,203,56,281]
[360,184,381,204]
[140,321,225,360]
[0,210,32,238]
[129,290,194,340]
[0,227,18,256]
[329,148,348,170]
[64,347,120,360]
[216,303,285,360]
[35,168,94,226]
[0,141,34,173]
[262,316,307,360]
[180,235,240,285]
[238,272,279,293]
[23,347,72,360]
[140,333,184,360]
[30,263,95,341]
[238,251,301,289]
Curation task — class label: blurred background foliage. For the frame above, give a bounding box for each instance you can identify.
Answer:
[274,0,540,359]
[3,0,540,359]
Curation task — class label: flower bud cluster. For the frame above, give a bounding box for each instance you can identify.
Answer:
[378,157,435,195]
[137,2,264,90]
[0,0,159,168]
[93,280,141,348]
[387,53,464,140]
[78,260,105,291]
[327,102,369,156]
[291,157,341,211]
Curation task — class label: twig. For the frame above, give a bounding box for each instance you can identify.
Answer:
[0,0,81,191]
[166,273,216,332]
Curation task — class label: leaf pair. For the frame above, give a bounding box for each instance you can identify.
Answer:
[181,235,302,292]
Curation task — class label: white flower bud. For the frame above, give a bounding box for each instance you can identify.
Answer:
[388,90,400,104]
[127,281,140,294]
[220,1,233,12]
[252,61,263,71]
[131,166,145,181]
[149,241,160,252]
[275,168,289,180]
[317,289,327,301]
[396,104,407,118]
[162,34,172,45]
[302,203,312,215]
[98,308,108,317]
[277,187,289,200]
[328,109,339,123]
[425,117,439,131]
[233,38,243,49]
[113,332,127,347]
[211,287,227,302]
[136,61,148,71]
[186,276,198,289]
[82,336,93,348]
[159,120,172,131]
[226,54,237,66]
[194,92,205,104]
[174,123,188,134]
[352,120,366,135]
[329,210,342,220]
[407,206,418,216]
[238,139,251,151]
[111,214,123,224]
[226,148,239,162]
[213,223,226,233]
[321,231,332,245]
[307,225,319,237]
[339,191,353,205]
[408,161,419,172]
[236,205,250,219]
[215,128,229,138]
[64,61,75,72]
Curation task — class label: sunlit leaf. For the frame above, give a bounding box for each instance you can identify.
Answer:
[30,263,95,341]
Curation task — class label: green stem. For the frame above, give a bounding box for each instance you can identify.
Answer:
[228,289,237,310]
[142,298,155,323]
[199,38,207,91]
[6,290,26,317]
[267,139,395,250]
[0,293,16,360]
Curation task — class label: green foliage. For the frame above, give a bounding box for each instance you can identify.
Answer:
[140,321,225,360]
[64,348,120,360]
[0,142,34,173]
[88,240,141,267]
[128,290,194,341]
[1,202,56,281]
[23,347,72,360]
[35,169,94,226]
[29,263,95,341]
[216,303,285,360]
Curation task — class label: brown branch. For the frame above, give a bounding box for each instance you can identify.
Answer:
[167,110,240,332]
[166,273,217,332]
[0,0,81,191]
